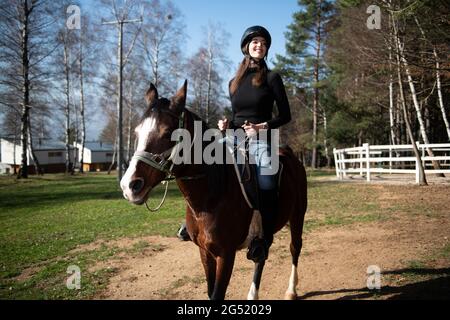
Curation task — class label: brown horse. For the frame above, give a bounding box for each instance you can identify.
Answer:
[120,81,307,300]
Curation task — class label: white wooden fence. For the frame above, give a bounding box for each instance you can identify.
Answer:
[333,142,450,183]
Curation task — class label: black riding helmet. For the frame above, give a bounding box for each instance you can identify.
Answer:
[240,25,272,56]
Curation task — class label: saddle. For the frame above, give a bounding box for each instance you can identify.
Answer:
[228,140,283,210]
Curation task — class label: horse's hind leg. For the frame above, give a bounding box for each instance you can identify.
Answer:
[285,216,304,300]
[247,261,265,300]
[199,247,216,299]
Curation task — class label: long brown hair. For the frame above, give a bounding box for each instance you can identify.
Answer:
[229,49,268,95]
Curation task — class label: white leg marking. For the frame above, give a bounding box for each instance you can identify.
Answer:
[285,264,298,300]
[247,282,259,300]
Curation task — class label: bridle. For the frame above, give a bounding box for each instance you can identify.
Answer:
[130,106,204,212]
[132,107,187,179]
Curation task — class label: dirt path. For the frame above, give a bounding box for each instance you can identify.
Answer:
[95,210,449,300]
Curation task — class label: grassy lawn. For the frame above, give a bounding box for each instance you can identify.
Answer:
[0,170,447,299]
[0,173,185,299]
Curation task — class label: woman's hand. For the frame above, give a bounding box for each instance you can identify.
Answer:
[218,118,229,131]
[242,121,268,137]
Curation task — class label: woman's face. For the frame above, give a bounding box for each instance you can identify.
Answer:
[248,36,267,61]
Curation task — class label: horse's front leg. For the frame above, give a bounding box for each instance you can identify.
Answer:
[247,261,265,300]
[210,252,236,300]
[199,247,216,299]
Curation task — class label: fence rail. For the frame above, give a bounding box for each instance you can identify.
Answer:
[333,142,450,183]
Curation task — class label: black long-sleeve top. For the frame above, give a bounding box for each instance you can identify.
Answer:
[229,68,291,130]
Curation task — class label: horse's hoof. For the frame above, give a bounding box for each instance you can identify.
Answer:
[284,292,297,300]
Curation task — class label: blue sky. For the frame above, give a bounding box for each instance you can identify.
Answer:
[170,0,299,71]
[80,0,300,140]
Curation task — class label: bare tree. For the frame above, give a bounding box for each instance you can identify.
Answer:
[101,0,142,182]
[138,0,185,96]
[391,10,427,185]
[186,47,228,125]
[0,0,58,178]
[201,21,231,125]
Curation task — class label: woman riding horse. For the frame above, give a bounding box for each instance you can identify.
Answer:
[182,25,292,263]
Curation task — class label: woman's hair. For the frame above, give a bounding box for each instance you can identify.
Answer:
[229,45,268,95]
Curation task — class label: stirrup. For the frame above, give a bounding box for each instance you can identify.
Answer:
[246,237,268,263]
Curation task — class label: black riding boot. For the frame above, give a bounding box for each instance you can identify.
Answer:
[247,189,278,263]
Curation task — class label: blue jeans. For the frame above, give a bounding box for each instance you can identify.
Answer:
[222,134,278,191]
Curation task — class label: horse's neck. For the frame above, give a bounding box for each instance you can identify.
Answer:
[175,163,234,215]
[175,164,207,212]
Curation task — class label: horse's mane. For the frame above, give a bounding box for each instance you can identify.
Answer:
[186,108,228,201]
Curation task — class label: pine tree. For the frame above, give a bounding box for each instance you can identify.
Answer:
[274,0,335,168]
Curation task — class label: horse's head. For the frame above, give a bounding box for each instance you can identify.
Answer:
[120,81,188,205]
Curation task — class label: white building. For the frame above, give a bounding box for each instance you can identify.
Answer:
[74,141,115,172]
[0,138,75,174]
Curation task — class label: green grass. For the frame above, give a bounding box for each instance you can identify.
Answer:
[1,171,435,299]
[303,180,388,231]
[440,244,450,259]
[0,173,186,299]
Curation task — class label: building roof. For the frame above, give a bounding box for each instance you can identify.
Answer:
[82,142,114,152]
[33,140,69,150]
[1,138,71,151]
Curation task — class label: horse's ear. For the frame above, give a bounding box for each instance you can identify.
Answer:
[145,83,158,107]
[171,80,187,111]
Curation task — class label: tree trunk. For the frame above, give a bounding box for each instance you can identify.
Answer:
[206,30,213,125]
[323,110,331,168]
[27,115,42,175]
[393,15,427,186]
[413,16,450,141]
[434,52,450,141]
[63,39,72,174]
[13,128,18,175]
[117,22,124,182]
[396,31,443,175]
[311,0,322,169]
[79,40,86,173]
[108,135,118,175]
[18,1,30,179]
[387,25,397,146]
[127,79,133,165]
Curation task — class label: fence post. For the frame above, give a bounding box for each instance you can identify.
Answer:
[359,147,363,176]
[333,148,340,179]
[364,143,371,182]
[389,146,392,174]
[341,151,347,178]
[415,154,420,184]
[416,141,422,183]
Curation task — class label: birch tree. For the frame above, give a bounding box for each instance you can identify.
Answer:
[0,0,58,178]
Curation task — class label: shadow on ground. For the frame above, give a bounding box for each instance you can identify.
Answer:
[298,268,450,300]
